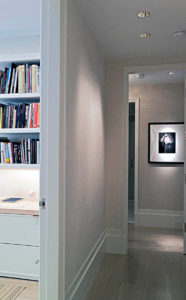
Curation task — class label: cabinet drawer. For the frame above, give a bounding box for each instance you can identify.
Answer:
[0,244,39,280]
[0,214,39,246]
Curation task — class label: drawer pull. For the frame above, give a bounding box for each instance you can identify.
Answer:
[35,259,39,265]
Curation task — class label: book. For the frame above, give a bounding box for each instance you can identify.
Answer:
[13,67,18,93]
[37,103,40,128]
[5,68,11,93]
[0,64,40,94]
[18,65,25,93]
[32,65,37,93]
[36,66,40,93]
[10,68,15,93]
[4,143,10,164]
[33,103,38,128]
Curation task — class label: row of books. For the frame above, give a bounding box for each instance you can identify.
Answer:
[0,103,40,129]
[0,139,40,164]
[0,64,40,94]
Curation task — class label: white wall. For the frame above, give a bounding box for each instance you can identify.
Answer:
[105,63,123,230]
[0,169,39,199]
[0,36,40,57]
[130,83,184,211]
[66,0,105,291]
[105,62,184,231]
[105,62,123,231]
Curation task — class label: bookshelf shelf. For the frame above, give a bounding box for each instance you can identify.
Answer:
[0,93,40,101]
[0,164,40,169]
[0,128,40,134]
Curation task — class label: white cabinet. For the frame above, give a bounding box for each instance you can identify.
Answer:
[0,214,39,280]
[0,244,39,280]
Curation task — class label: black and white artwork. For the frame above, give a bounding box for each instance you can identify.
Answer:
[159,132,176,154]
[149,123,184,164]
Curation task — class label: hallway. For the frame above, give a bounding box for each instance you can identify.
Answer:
[86,225,186,300]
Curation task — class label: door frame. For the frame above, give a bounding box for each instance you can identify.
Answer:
[40,0,67,299]
[123,63,186,253]
[129,98,139,224]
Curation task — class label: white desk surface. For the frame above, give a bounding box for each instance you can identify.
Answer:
[0,198,39,216]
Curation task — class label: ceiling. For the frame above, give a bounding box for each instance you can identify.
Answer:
[129,70,185,85]
[0,0,40,39]
[75,0,186,61]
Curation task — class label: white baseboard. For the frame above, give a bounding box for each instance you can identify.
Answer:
[135,209,184,229]
[65,232,106,300]
[106,230,127,255]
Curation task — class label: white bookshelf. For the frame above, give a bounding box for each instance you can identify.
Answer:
[0,54,40,168]
[0,128,40,134]
[0,164,39,169]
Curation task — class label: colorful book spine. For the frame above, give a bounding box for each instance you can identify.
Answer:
[4,143,10,164]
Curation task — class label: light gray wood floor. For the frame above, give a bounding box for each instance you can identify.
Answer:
[86,225,186,300]
[0,277,38,299]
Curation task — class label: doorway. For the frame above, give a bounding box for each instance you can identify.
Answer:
[128,102,135,223]
[123,65,186,255]
[128,98,139,225]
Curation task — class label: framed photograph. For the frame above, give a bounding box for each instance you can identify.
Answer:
[148,122,184,164]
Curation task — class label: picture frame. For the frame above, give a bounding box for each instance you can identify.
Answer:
[148,122,184,164]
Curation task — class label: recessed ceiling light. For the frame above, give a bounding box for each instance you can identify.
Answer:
[139,33,151,39]
[169,72,175,76]
[172,31,186,39]
[137,10,150,18]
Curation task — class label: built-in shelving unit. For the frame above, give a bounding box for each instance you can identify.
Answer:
[0,55,40,168]
[0,54,40,280]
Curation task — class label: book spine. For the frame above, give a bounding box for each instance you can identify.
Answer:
[25,105,29,128]
[28,67,30,93]
[5,106,9,128]
[10,68,15,94]
[4,143,10,164]
[8,105,11,128]
[37,140,40,164]
[13,108,16,128]
[32,65,37,93]
[30,139,33,164]
[1,143,4,163]
[29,66,32,93]
[25,64,29,93]
[5,68,12,94]
[18,65,25,93]
[8,143,13,164]
[4,68,10,93]
[13,67,18,93]
[10,142,14,163]
[10,105,14,128]
[37,103,40,128]
[25,139,28,164]
[15,106,19,128]
[36,66,40,93]
[0,107,2,129]
[2,106,6,128]
[28,139,31,164]
[33,103,38,128]
[2,68,7,93]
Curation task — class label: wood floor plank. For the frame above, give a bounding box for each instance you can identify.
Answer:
[87,226,186,300]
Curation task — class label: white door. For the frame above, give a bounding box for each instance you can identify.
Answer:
[40,0,66,299]
[184,75,186,254]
